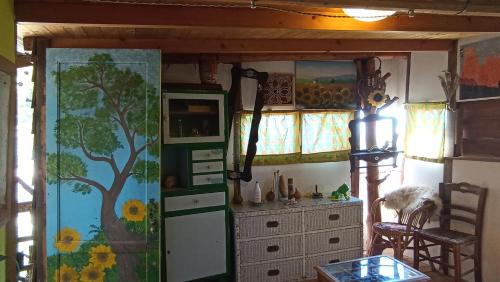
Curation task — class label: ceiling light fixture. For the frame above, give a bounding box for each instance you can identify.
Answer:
[342,8,396,22]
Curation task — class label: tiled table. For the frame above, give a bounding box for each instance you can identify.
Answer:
[315,255,431,282]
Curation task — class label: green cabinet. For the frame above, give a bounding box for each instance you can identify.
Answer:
[161,90,229,282]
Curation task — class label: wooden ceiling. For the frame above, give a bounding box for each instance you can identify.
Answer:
[14,0,500,54]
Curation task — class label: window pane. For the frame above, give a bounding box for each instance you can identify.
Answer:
[404,103,446,161]
[241,112,300,155]
[302,111,353,154]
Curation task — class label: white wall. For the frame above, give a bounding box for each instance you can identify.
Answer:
[451,160,500,282]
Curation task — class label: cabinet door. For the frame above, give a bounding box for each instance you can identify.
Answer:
[46,49,161,282]
[165,210,227,282]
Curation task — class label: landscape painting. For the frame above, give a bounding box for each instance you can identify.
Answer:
[295,61,357,109]
[459,37,500,101]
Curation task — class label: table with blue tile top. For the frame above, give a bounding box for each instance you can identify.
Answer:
[315,255,430,282]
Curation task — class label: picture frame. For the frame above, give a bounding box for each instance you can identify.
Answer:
[459,36,500,102]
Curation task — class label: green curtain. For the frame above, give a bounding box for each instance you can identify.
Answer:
[404,103,446,163]
[240,110,353,165]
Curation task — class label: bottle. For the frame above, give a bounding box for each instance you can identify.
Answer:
[253,181,262,204]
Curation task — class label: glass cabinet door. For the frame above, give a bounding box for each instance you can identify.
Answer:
[163,92,225,144]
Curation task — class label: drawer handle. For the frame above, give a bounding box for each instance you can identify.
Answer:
[266,245,279,252]
[267,269,280,276]
[206,165,211,169]
[329,259,340,264]
[329,237,340,244]
[193,199,199,204]
[329,214,340,221]
[266,221,279,228]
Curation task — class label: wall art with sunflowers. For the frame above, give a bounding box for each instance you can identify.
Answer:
[46,49,161,281]
[295,60,357,109]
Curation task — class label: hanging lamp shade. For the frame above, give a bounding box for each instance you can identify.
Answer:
[342,8,396,22]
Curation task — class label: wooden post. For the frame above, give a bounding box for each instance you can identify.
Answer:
[32,37,49,282]
[361,58,381,243]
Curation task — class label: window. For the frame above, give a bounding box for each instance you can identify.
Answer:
[404,103,446,162]
[240,110,353,165]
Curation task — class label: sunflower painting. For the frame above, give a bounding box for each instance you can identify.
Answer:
[89,245,116,269]
[80,264,105,282]
[295,61,357,109]
[122,199,146,222]
[54,227,81,253]
[55,264,79,282]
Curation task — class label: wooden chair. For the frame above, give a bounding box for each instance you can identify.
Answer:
[413,182,487,282]
[368,196,437,262]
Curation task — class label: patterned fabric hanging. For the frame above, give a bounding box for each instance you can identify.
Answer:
[262,73,294,106]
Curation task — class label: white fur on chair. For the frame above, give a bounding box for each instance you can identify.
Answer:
[383,185,442,217]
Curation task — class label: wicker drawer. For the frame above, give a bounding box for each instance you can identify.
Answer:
[192,149,223,161]
[240,258,302,282]
[304,205,361,231]
[192,161,224,174]
[305,227,362,255]
[237,212,302,239]
[304,249,362,278]
[240,235,303,264]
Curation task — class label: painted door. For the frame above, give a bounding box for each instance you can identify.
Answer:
[46,49,161,282]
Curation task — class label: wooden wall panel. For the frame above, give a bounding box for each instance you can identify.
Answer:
[458,99,500,157]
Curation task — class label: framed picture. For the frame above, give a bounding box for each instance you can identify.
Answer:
[459,37,500,101]
[295,60,357,109]
[262,73,294,106]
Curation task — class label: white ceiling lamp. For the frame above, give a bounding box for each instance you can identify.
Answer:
[342,8,396,22]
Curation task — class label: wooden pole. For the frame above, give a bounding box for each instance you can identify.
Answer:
[32,37,49,282]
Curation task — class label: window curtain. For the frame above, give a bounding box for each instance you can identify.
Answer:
[240,111,301,165]
[404,103,446,162]
[240,110,353,165]
[301,110,354,163]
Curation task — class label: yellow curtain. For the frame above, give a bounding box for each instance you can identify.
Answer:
[240,111,301,165]
[301,110,354,163]
[404,103,446,162]
[240,110,353,165]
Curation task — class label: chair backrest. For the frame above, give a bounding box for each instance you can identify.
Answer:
[398,200,437,229]
[439,182,487,238]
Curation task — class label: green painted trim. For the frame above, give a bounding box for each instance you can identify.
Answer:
[165,205,226,217]
[162,185,227,197]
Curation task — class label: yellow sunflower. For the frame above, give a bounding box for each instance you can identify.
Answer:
[54,264,79,282]
[367,91,387,108]
[122,199,146,222]
[80,264,105,282]
[89,244,116,269]
[54,227,81,253]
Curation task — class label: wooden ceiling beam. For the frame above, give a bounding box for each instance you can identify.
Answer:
[45,37,453,53]
[163,52,411,63]
[263,0,500,15]
[15,2,500,33]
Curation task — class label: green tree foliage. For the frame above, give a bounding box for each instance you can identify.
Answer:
[47,53,159,192]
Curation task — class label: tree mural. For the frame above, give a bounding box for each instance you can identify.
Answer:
[47,53,159,281]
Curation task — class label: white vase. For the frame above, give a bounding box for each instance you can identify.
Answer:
[254,181,262,204]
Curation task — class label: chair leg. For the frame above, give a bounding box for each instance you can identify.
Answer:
[474,241,482,282]
[394,236,403,261]
[441,243,450,275]
[413,234,420,269]
[421,239,436,272]
[368,232,378,256]
[453,244,461,282]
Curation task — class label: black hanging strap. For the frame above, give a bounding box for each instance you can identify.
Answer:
[227,66,268,182]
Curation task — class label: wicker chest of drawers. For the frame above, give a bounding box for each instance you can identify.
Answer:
[231,198,363,282]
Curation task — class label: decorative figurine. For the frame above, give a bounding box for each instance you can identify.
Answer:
[253,181,263,205]
[163,176,177,190]
[294,188,302,200]
[330,183,350,201]
[312,184,323,199]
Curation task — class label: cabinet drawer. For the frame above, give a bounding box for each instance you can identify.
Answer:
[192,149,224,161]
[239,235,302,264]
[192,161,224,174]
[240,258,302,282]
[192,173,224,186]
[304,249,362,279]
[164,192,225,212]
[305,227,362,255]
[305,205,361,231]
[237,212,302,239]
